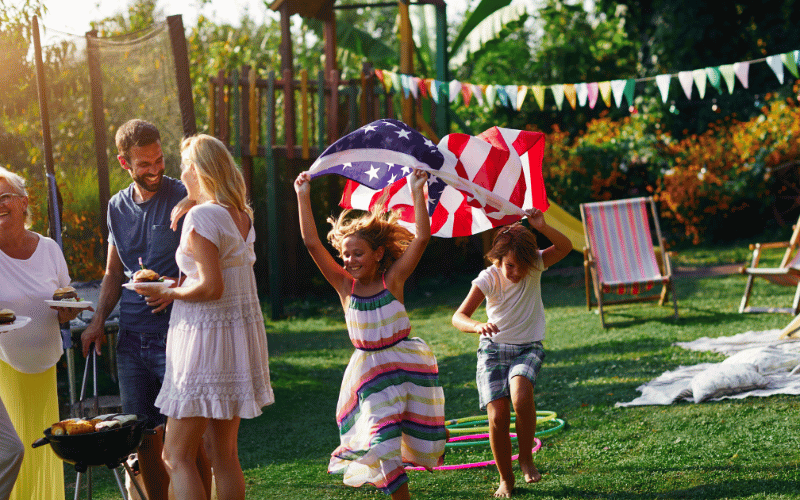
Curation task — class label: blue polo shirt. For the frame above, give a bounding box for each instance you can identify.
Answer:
[107,176,186,332]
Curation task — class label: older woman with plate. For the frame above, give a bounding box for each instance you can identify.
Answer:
[0,166,87,500]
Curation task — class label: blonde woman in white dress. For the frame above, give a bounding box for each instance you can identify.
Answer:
[134,135,273,500]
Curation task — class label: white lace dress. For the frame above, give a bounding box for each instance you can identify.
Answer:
[155,203,274,419]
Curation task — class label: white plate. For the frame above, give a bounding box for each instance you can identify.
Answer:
[44,300,93,309]
[122,279,175,290]
[0,316,32,333]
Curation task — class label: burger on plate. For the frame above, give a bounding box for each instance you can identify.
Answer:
[132,269,161,283]
[0,309,16,325]
[52,286,78,301]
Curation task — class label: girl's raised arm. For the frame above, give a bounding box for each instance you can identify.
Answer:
[385,168,430,297]
[295,172,351,301]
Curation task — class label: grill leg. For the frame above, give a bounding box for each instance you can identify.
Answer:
[112,467,129,500]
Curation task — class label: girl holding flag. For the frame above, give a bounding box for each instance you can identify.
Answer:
[294,168,446,500]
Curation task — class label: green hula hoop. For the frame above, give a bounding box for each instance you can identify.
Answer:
[445,410,556,428]
[445,418,565,448]
[447,413,558,435]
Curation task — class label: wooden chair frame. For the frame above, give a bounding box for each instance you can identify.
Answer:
[581,197,679,328]
[739,220,800,314]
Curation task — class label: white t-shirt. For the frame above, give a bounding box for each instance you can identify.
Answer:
[472,250,546,345]
[0,234,70,373]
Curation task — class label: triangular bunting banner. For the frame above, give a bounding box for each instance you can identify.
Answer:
[766,55,784,84]
[782,52,799,78]
[430,79,440,103]
[706,67,722,92]
[598,81,612,107]
[575,82,588,107]
[516,85,528,111]
[611,79,626,108]
[449,80,462,104]
[505,85,519,107]
[678,71,694,99]
[551,84,565,110]
[656,74,671,103]
[460,84,472,106]
[372,46,800,117]
[485,85,496,107]
[719,64,736,93]
[564,84,577,109]
[623,79,635,108]
[692,69,707,99]
[531,85,546,110]
[734,61,750,88]
[472,84,484,106]
[588,82,599,109]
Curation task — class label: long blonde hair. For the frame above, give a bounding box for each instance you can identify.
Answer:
[327,202,413,273]
[180,134,253,218]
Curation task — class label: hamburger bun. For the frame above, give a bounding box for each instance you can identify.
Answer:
[0,309,16,325]
[133,269,161,283]
[52,286,78,301]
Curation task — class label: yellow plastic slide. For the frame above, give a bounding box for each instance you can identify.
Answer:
[543,199,585,253]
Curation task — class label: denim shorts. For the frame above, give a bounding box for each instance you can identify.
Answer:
[116,329,167,428]
[476,340,545,411]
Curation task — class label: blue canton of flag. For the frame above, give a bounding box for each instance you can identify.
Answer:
[308,119,444,192]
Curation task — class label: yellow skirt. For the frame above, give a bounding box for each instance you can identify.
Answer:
[0,361,64,500]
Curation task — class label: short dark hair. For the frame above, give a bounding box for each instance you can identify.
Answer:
[115,119,161,161]
[486,223,540,271]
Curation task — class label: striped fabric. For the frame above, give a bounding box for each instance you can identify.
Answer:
[329,289,446,494]
[583,197,666,295]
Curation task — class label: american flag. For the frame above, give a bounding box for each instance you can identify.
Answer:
[307,119,549,237]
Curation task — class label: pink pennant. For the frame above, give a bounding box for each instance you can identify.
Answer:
[734,62,749,89]
[588,82,599,109]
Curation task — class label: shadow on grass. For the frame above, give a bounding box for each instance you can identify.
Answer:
[530,466,799,499]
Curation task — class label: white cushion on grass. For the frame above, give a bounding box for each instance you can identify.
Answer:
[721,346,800,374]
[691,363,768,403]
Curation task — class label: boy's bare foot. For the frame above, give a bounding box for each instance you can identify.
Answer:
[494,479,514,498]
[520,461,541,483]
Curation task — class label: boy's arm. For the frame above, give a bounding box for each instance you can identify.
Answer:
[452,284,499,337]
[527,208,573,268]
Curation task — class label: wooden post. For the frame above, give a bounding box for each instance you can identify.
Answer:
[32,16,61,247]
[232,69,241,158]
[283,68,296,159]
[167,15,196,136]
[240,65,252,199]
[208,78,216,136]
[217,69,229,145]
[264,71,283,319]
[301,69,309,159]
[248,67,258,157]
[328,69,340,143]
[435,2,450,137]
[398,0,414,126]
[86,29,110,248]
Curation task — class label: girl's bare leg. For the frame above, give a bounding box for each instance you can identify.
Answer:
[487,397,514,497]
[162,416,209,500]
[390,479,410,500]
[206,417,245,500]
[510,376,540,483]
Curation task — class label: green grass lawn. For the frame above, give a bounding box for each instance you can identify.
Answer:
[61,246,800,499]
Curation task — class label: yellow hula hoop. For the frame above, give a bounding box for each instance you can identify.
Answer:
[445,411,557,435]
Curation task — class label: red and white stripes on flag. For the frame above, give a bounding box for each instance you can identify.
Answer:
[340,126,549,238]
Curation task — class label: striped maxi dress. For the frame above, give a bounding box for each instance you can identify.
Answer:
[329,287,447,494]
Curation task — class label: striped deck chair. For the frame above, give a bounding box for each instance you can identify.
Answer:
[580,197,678,328]
[739,217,800,314]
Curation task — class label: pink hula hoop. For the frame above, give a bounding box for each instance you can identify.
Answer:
[405,437,541,471]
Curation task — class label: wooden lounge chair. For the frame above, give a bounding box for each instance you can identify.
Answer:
[739,219,800,314]
[581,197,679,328]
